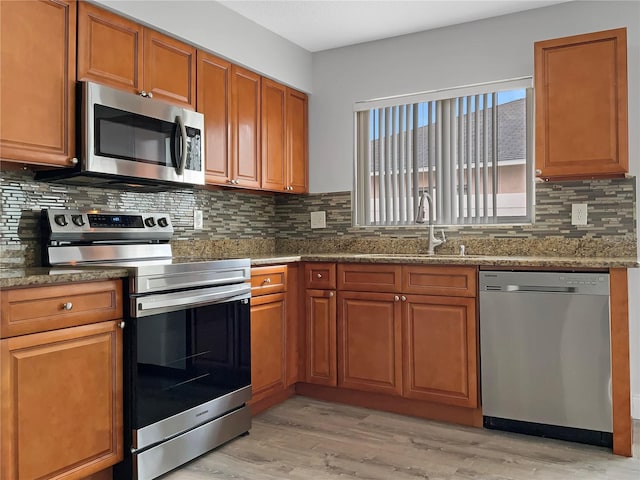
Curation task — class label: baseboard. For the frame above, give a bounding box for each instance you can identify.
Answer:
[633,394,640,420]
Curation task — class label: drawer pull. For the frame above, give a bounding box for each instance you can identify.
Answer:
[394,295,400,302]
[329,291,334,297]
[263,278,271,285]
[316,273,322,279]
[119,321,126,329]
[62,302,73,310]
[401,295,407,302]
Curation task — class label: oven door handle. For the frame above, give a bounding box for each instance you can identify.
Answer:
[133,283,250,318]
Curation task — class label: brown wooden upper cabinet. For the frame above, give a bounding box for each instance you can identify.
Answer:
[197,51,232,185]
[261,79,309,193]
[78,2,196,109]
[0,0,77,167]
[534,28,628,180]
[230,65,262,189]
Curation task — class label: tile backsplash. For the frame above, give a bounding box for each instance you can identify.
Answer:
[0,169,636,266]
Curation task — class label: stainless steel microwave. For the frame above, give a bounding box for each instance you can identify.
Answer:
[37,81,205,189]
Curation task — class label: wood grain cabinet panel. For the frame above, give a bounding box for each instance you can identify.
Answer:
[286,88,309,193]
[231,66,262,189]
[403,295,478,407]
[0,0,76,167]
[261,79,287,192]
[197,51,232,185]
[338,264,401,293]
[77,3,195,109]
[0,280,122,339]
[77,2,143,93]
[534,28,628,179]
[306,289,337,386]
[304,263,336,290]
[251,265,287,297]
[261,81,309,193]
[338,291,403,396]
[403,265,477,297]
[143,28,196,108]
[0,320,123,480]
[250,293,286,398]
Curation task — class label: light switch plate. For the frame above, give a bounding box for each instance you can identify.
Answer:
[194,210,203,230]
[310,211,326,229]
[571,204,588,226]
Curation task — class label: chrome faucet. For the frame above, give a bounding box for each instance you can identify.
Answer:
[416,191,446,255]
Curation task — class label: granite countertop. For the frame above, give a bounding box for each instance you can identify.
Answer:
[1,254,638,289]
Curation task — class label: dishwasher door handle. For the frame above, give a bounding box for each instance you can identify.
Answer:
[505,285,577,293]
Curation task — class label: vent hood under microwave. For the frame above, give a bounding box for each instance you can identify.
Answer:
[36,82,205,190]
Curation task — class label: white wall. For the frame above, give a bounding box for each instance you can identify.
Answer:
[94,0,312,92]
[309,0,640,417]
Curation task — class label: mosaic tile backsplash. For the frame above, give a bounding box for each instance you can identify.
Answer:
[0,169,636,266]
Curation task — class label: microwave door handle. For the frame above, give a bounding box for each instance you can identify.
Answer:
[176,115,188,175]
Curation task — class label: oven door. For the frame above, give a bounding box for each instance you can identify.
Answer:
[130,283,251,451]
[83,81,204,186]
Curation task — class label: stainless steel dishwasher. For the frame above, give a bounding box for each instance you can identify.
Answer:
[479,270,612,447]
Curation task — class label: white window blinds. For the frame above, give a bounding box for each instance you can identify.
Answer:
[354,78,533,226]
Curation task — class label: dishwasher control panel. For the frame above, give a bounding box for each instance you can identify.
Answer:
[479,271,610,296]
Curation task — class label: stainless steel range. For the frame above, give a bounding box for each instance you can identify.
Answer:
[42,209,252,480]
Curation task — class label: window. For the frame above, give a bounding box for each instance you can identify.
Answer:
[354,78,533,226]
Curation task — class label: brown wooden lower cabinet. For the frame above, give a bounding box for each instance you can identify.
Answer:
[250,292,286,399]
[1,320,123,480]
[403,295,478,408]
[305,288,337,386]
[337,291,403,396]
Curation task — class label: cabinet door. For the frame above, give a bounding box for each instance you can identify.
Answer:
[286,88,308,193]
[338,291,402,395]
[261,78,287,192]
[306,289,337,386]
[250,293,285,398]
[143,28,196,109]
[0,320,123,480]
[403,295,478,407]
[197,51,231,185]
[231,66,262,189]
[77,2,143,94]
[534,28,628,179]
[0,0,76,167]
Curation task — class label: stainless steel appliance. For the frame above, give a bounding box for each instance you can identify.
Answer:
[479,270,612,447]
[36,82,205,188]
[42,209,251,480]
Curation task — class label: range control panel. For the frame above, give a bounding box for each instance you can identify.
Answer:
[43,209,173,242]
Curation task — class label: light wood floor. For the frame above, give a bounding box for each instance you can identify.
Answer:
[162,396,640,480]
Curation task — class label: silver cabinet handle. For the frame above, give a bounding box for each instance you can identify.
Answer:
[401,296,407,302]
[316,273,322,279]
[140,90,147,97]
[394,295,400,302]
[263,277,271,285]
[535,169,542,175]
[146,92,153,99]
[118,321,125,329]
[62,302,73,310]
[329,291,334,297]
[70,157,78,165]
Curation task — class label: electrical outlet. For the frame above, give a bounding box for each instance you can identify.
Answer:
[310,211,326,229]
[571,204,588,226]
[194,210,203,230]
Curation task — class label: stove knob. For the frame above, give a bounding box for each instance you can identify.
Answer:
[144,217,156,228]
[54,214,68,227]
[71,215,85,227]
[157,217,169,228]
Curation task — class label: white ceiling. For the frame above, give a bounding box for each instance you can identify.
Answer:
[218,0,571,52]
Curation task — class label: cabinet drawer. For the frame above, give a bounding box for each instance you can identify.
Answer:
[402,266,477,297]
[304,263,336,289]
[251,265,287,296]
[337,264,401,293]
[0,280,122,338]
